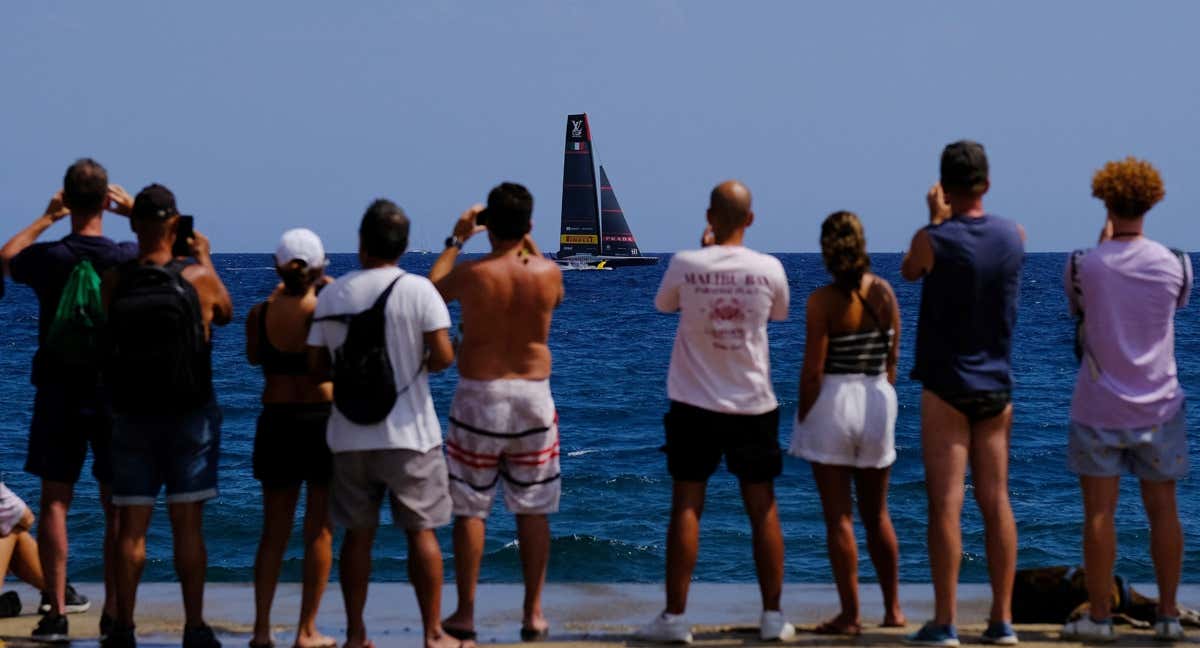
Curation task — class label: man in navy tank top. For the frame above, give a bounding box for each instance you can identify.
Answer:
[900,141,1026,647]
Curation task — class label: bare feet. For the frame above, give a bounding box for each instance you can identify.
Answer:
[882,610,907,628]
[813,613,863,636]
[292,628,338,648]
[427,631,472,648]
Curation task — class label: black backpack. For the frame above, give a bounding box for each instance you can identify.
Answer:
[317,275,405,425]
[106,260,212,415]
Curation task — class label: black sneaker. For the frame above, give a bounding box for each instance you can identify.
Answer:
[101,623,137,648]
[31,612,70,643]
[100,612,115,640]
[182,623,221,648]
[0,590,22,618]
[38,584,91,615]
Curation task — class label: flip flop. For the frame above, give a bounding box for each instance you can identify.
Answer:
[520,626,550,642]
[812,620,862,636]
[442,625,477,641]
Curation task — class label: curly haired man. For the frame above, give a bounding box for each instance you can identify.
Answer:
[1060,157,1191,643]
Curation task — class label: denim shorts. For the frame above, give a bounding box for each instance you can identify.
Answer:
[1068,406,1189,482]
[111,401,222,506]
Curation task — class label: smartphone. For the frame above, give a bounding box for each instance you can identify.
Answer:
[173,215,195,258]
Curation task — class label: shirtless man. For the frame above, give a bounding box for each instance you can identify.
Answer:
[429,182,564,642]
[100,184,233,648]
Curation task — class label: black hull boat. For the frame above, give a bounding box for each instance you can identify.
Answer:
[556,113,659,269]
[558,254,658,269]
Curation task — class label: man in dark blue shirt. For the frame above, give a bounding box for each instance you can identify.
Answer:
[900,142,1026,647]
[0,158,136,642]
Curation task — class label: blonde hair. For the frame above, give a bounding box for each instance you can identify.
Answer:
[1092,156,1165,219]
[820,211,870,290]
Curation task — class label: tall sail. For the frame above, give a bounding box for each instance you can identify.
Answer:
[599,166,642,257]
[558,113,601,258]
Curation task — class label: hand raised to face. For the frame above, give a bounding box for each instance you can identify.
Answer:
[44,190,70,222]
[106,184,134,216]
[453,204,488,241]
[926,183,951,225]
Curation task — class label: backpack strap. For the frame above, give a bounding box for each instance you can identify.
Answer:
[315,273,404,324]
[1170,248,1191,307]
[1069,249,1086,310]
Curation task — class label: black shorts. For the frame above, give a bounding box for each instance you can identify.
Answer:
[253,403,333,490]
[933,389,1012,424]
[25,384,113,485]
[661,401,782,483]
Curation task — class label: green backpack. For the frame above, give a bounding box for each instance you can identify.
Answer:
[46,253,106,369]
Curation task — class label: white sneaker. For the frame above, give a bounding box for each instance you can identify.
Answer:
[1154,617,1186,642]
[760,610,796,642]
[636,612,693,644]
[1061,616,1116,643]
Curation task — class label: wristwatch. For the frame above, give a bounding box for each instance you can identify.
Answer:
[444,235,463,250]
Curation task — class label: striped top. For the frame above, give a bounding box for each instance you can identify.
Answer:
[824,328,893,376]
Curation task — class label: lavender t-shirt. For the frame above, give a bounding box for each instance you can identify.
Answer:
[1064,238,1192,428]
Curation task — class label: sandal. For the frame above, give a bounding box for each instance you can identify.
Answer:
[813,619,863,636]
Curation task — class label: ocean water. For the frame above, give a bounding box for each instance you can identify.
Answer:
[0,252,1197,585]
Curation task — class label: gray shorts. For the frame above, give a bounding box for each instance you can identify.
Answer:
[330,447,452,531]
[1068,407,1189,481]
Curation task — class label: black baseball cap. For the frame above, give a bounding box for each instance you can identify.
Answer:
[131,183,179,221]
[940,140,989,191]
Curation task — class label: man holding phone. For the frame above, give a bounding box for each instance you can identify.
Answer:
[173,215,195,258]
[430,183,564,641]
[0,159,135,642]
[99,184,233,648]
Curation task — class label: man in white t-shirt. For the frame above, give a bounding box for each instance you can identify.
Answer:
[306,199,460,648]
[637,181,795,644]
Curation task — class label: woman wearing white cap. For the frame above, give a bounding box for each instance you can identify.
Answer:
[247,228,336,648]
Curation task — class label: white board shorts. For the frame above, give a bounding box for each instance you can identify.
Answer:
[789,373,897,469]
[445,378,561,518]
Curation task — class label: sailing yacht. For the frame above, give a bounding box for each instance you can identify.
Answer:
[556,113,659,268]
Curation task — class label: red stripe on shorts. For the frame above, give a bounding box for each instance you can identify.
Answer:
[506,451,561,467]
[506,440,561,459]
[446,439,501,459]
[445,448,500,469]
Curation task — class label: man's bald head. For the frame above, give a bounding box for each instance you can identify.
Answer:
[708,180,753,234]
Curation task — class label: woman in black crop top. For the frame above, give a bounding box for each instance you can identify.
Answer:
[789,212,905,635]
[245,229,336,648]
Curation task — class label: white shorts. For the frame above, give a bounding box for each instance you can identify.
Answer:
[789,373,897,469]
[445,379,561,518]
[0,482,30,537]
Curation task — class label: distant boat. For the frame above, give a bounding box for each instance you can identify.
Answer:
[556,113,658,268]
[560,258,613,271]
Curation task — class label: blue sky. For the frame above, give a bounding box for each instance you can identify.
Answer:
[3,1,1198,253]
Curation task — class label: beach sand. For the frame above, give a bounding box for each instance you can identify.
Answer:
[0,583,1194,647]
